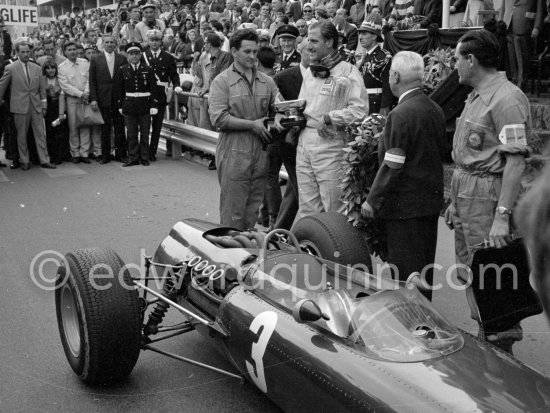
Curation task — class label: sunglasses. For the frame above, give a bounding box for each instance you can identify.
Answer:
[303,9,312,12]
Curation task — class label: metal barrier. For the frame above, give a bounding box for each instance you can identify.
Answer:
[160,91,289,180]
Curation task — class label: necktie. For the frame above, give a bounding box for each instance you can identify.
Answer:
[107,53,114,77]
[24,63,30,84]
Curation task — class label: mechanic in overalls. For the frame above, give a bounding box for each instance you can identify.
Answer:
[445,30,531,354]
[209,29,280,231]
[293,21,367,220]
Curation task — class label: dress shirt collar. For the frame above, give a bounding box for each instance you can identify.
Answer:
[105,51,114,59]
[132,63,140,71]
[398,87,420,104]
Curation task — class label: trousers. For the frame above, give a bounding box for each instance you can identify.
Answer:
[216,132,268,231]
[13,110,50,165]
[296,127,345,220]
[125,113,151,162]
[66,96,90,158]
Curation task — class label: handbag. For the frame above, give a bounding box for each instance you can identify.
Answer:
[75,102,104,127]
[469,238,543,335]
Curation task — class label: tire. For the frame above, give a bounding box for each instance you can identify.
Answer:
[292,212,372,271]
[55,247,141,385]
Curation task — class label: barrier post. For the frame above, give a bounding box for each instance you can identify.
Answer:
[442,0,450,29]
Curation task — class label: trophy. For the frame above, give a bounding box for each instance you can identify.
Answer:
[274,99,307,129]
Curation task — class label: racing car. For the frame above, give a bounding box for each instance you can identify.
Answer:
[55,212,550,412]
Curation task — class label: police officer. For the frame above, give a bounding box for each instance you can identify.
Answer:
[356,14,393,115]
[142,29,183,161]
[274,24,301,73]
[114,42,159,167]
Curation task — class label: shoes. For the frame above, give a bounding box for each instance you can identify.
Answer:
[141,160,150,166]
[89,154,101,161]
[0,162,6,168]
[123,160,140,167]
[72,157,80,164]
[10,161,20,169]
[165,152,172,157]
[21,163,31,171]
[54,160,63,165]
[99,158,110,165]
[114,156,129,163]
[80,157,91,164]
[40,163,56,169]
[149,155,157,162]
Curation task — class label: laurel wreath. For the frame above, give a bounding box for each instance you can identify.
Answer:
[340,114,388,261]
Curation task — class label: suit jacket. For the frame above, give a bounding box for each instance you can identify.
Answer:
[274,64,303,100]
[367,89,445,220]
[414,0,442,27]
[142,49,181,106]
[89,51,127,109]
[500,0,545,35]
[0,60,45,115]
[342,23,358,51]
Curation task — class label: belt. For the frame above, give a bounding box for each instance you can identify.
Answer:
[455,164,503,178]
[366,88,382,94]
[157,81,169,87]
[126,92,151,97]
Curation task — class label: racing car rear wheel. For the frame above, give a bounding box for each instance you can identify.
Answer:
[292,212,372,271]
[55,248,141,385]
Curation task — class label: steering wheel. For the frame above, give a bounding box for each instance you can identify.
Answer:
[262,228,301,251]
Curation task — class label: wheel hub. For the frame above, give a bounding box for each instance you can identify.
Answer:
[60,284,81,357]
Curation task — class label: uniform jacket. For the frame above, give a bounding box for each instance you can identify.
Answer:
[0,60,46,115]
[500,0,545,35]
[274,64,303,100]
[89,51,128,109]
[142,49,180,106]
[114,63,159,115]
[358,44,394,109]
[275,49,301,73]
[367,89,445,220]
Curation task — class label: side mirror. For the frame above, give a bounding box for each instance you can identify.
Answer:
[292,299,330,323]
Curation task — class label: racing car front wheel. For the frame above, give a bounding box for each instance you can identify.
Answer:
[292,212,372,271]
[55,248,141,385]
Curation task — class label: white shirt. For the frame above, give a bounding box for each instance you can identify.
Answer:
[58,58,90,98]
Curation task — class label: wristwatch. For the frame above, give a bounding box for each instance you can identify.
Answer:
[496,206,512,215]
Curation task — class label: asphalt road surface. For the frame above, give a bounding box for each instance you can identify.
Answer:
[1,152,549,413]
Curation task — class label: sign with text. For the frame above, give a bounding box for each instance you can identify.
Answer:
[1,6,38,27]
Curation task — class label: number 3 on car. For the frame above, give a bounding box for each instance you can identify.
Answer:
[245,311,278,393]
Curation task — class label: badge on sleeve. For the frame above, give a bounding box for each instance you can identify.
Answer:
[384,148,406,169]
[498,124,527,145]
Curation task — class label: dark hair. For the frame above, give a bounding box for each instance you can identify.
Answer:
[15,42,31,52]
[206,32,222,48]
[230,28,258,50]
[257,46,276,69]
[42,38,55,47]
[316,8,328,19]
[250,2,261,10]
[210,20,223,32]
[128,4,140,13]
[42,60,58,76]
[275,7,285,14]
[457,29,499,69]
[63,40,77,51]
[235,6,243,14]
[277,15,289,24]
[309,21,338,49]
